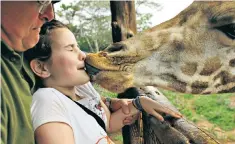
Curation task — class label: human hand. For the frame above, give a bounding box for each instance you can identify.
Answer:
[110,98,140,125]
[139,96,182,121]
[110,98,132,114]
[123,113,140,125]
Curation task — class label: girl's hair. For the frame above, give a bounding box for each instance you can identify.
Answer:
[25,19,68,62]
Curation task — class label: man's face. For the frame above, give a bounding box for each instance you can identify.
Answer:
[1,1,54,52]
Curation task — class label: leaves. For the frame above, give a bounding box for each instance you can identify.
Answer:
[55,0,161,52]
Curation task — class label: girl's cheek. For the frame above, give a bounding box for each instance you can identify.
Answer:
[56,57,70,66]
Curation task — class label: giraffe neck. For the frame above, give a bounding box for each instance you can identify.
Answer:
[185,56,235,94]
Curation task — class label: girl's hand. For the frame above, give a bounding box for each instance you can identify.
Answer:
[110,98,139,125]
[110,98,131,114]
[123,112,140,125]
[139,96,182,121]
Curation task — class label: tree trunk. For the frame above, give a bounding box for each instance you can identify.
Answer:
[85,37,94,53]
[94,39,99,52]
[110,1,137,42]
[109,1,220,144]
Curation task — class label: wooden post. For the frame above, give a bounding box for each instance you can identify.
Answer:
[110,1,137,42]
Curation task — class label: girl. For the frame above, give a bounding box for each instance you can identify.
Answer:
[25,19,182,144]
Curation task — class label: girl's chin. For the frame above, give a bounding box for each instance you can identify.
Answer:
[80,76,91,84]
[77,80,90,86]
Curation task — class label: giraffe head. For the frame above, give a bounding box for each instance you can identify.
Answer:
[85,1,235,94]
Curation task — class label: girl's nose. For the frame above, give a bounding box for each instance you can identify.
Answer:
[79,51,86,61]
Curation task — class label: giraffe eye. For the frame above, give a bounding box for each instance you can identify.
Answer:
[216,23,235,40]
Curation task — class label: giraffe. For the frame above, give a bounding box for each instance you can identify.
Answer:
[85,1,235,94]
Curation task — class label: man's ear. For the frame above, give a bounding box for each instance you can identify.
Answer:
[30,59,51,78]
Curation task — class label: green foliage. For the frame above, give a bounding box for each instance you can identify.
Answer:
[181,108,193,118]
[113,134,123,142]
[56,1,112,52]
[136,13,153,31]
[161,89,235,131]
[93,83,117,98]
[183,94,194,99]
[55,1,161,52]
[135,1,162,31]
[161,91,201,123]
[194,94,235,131]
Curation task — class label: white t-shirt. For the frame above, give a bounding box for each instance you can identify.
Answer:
[75,82,108,126]
[31,82,110,144]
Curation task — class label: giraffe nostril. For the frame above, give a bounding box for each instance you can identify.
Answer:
[99,52,107,57]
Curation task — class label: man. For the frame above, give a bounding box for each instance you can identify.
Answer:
[1,1,58,143]
[1,1,134,143]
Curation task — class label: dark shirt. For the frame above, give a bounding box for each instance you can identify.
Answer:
[1,41,36,144]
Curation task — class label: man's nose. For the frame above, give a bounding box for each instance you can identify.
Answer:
[39,4,54,22]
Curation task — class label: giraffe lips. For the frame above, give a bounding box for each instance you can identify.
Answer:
[85,62,101,81]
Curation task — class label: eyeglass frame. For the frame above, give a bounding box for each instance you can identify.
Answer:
[37,0,52,14]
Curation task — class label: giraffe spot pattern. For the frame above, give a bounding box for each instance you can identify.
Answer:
[200,57,222,76]
[191,81,209,94]
[229,58,235,67]
[160,74,187,92]
[181,62,198,76]
[179,7,198,26]
[172,81,187,93]
[213,71,235,85]
[173,40,185,52]
[218,87,235,93]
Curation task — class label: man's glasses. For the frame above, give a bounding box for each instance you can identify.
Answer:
[37,0,52,14]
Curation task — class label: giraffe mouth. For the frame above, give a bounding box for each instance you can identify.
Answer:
[85,62,101,81]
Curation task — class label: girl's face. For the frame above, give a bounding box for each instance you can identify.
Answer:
[45,28,90,87]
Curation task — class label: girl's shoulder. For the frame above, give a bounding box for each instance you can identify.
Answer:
[32,88,69,104]
[31,88,72,131]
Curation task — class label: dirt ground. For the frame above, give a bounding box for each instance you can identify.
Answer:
[197,120,235,144]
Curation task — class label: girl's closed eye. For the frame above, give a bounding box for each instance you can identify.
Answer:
[66,44,77,51]
[64,45,73,51]
[72,44,80,51]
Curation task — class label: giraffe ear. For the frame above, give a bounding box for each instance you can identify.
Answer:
[30,59,51,78]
